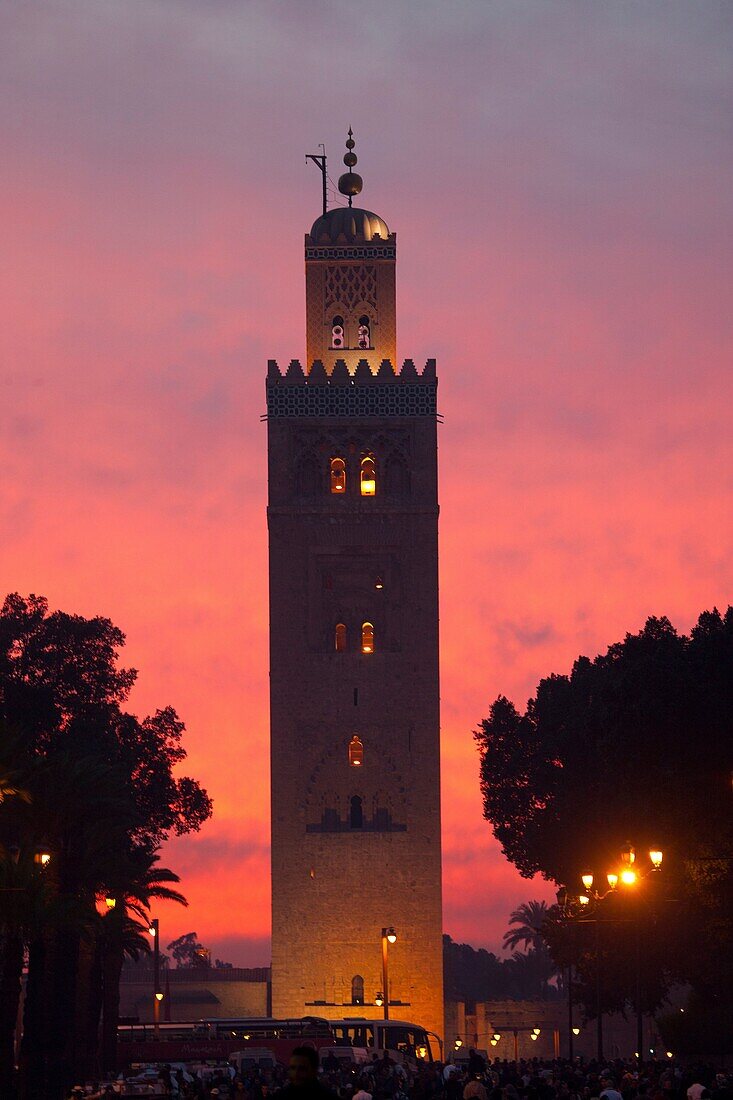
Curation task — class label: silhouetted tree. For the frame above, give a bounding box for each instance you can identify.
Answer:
[0,593,212,1099]
[167,931,211,968]
[475,608,733,1019]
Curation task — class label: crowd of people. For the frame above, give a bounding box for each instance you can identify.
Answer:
[65,1046,733,1100]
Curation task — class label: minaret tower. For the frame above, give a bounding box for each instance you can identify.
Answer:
[266,133,444,1044]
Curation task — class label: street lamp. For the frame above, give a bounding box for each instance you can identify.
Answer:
[381,927,397,1020]
[34,847,51,866]
[649,850,663,869]
[375,992,384,1007]
[105,895,116,910]
[149,918,161,1035]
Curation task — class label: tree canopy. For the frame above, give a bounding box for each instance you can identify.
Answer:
[475,608,733,1024]
[0,592,213,1098]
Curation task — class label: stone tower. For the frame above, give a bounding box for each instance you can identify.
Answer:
[267,133,444,1045]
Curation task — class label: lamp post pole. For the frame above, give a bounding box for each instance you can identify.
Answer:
[381,927,396,1021]
[567,964,574,1061]
[150,918,161,1037]
[636,921,643,1064]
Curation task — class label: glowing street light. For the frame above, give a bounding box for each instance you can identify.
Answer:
[492,1033,501,1041]
[606,872,619,889]
[375,992,384,1007]
[581,873,594,890]
[34,847,51,866]
[621,844,636,867]
[572,1028,580,1036]
[105,895,116,910]
[578,895,590,906]
[620,869,637,886]
[649,849,663,869]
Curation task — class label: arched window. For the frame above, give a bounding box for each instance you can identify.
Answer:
[350,795,363,829]
[361,622,374,654]
[331,315,345,349]
[357,315,371,350]
[360,456,376,496]
[335,623,347,652]
[351,974,365,1005]
[349,735,364,767]
[298,454,319,498]
[330,458,346,494]
[385,454,407,498]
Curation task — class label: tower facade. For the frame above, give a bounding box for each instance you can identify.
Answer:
[267,137,443,1044]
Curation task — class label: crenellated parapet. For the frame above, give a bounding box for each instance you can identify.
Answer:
[265,358,437,418]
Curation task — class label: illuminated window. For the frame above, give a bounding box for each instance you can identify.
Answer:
[357,315,371,350]
[360,456,376,496]
[331,315,345,349]
[335,623,347,652]
[351,975,365,1005]
[350,795,363,829]
[349,735,364,767]
[361,622,374,654]
[331,458,346,494]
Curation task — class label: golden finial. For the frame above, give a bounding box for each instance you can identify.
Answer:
[338,127,363,207]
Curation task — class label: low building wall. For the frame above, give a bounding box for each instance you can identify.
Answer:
[119,967,270,1023]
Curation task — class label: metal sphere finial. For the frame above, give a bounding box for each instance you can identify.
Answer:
[338,126,363,207]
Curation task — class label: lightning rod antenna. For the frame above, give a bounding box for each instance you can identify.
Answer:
[306,144,327,217]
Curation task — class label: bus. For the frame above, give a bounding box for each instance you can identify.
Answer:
[325,1019,439,1064]
[117,1016,335,1069]
[117,1016,439,1070]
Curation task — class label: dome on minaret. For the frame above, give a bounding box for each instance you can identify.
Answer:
[309,206,390,244]
[308,128,390,244]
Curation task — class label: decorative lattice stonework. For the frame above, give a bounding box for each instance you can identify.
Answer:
[324,265,377,312]
[266,383,437,418]
[306,245,396,261]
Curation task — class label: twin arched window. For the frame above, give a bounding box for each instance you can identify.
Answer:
[334,622,375,653]
[329,315,371,350]
[329,456,377,496]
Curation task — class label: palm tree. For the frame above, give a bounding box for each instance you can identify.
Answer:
[98,850,186,1074]
[503,900,550,952]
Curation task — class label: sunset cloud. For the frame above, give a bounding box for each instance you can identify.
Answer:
[1,0,730,964]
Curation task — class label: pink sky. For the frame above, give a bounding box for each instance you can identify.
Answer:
[1,1,731,965]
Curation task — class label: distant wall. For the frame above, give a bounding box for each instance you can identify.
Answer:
[119,967,270,1023]
[445,1000,665,1062]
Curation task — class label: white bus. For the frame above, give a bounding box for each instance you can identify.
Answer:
[325,1018,440,1064]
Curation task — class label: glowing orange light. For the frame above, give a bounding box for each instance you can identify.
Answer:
[607,872,619,888]
[649,849,663,868]
[581,872,594,890]
[360,457,376,496]
[620,869,637,885]
[578,895,590,906]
